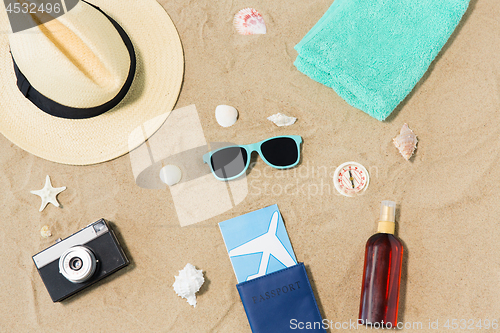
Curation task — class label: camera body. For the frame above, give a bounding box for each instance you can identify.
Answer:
[32,219,129,302]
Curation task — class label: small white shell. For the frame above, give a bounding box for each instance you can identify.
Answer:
[40,225,52,238]
[159,165,182,186]
[393,123,418,161]
[267,113,297,127]
[215,105,238,127]
[234,8,266,35]
[173,263,205,307]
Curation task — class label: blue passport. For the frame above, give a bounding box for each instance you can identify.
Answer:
[237,263,326,333]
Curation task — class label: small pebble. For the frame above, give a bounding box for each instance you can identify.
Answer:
[159,165,182,186]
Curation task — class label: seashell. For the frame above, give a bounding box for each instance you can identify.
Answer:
[267,113,297,127]
[40,225,52,238]
[173,263,205,307]
[393,123,418,161]
[233,8,266,35]
[159,164,182,186]
[215,105,238,127]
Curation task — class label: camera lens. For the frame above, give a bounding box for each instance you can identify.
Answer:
[59,246,97,283]
[69,257,83,271]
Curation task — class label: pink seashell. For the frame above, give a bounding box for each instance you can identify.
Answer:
[393,123,418,161]
[234,8,266,35]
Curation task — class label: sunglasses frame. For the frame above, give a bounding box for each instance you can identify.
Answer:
[203,135,303,181]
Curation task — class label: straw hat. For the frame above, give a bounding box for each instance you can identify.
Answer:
[0,0,184,165]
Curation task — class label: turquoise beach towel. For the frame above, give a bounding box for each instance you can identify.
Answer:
[294,0,470,121]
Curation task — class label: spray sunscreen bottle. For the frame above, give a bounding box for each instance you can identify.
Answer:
[359,200,403,328]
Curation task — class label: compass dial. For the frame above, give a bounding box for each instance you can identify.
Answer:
[333,162,370,197]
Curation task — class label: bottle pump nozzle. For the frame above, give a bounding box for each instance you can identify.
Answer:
[377,200,396,234]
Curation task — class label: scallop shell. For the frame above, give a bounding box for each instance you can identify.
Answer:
[173,263,205,307]
[233,8,266,35]
[267,113,297,127]
[40,225,52,238]
[215,105,238,127]
[393,123,418,161]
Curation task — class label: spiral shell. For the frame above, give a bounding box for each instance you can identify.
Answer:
[40,225,52,238]
[173,263,205,307]
[393,123,418,161]
[267,113,297,127]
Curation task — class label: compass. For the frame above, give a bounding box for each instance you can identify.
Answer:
[333,162,370,197]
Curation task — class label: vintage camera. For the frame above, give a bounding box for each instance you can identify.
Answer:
[32,219,129,302]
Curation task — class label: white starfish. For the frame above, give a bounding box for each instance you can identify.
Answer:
[30,175,66,212]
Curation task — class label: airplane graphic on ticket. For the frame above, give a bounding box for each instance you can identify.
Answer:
[219,204,297,283]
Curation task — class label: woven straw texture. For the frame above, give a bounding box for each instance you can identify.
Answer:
[0,0,184,165]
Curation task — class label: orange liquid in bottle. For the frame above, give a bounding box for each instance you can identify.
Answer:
[358,201,403,328]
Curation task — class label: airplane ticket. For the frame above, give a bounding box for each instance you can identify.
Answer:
[218,204,298,283]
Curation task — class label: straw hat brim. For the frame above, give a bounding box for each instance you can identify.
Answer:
[0,0,184,165]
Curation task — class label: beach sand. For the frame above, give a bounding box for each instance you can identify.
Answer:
[0,0,499,331]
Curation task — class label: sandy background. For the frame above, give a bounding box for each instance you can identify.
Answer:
[1,0,500,332]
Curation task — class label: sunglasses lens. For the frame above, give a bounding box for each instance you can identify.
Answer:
[260,137,299,167]
[210,147,248,179]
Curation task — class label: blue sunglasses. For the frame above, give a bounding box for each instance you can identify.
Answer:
[203,135,303,181]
